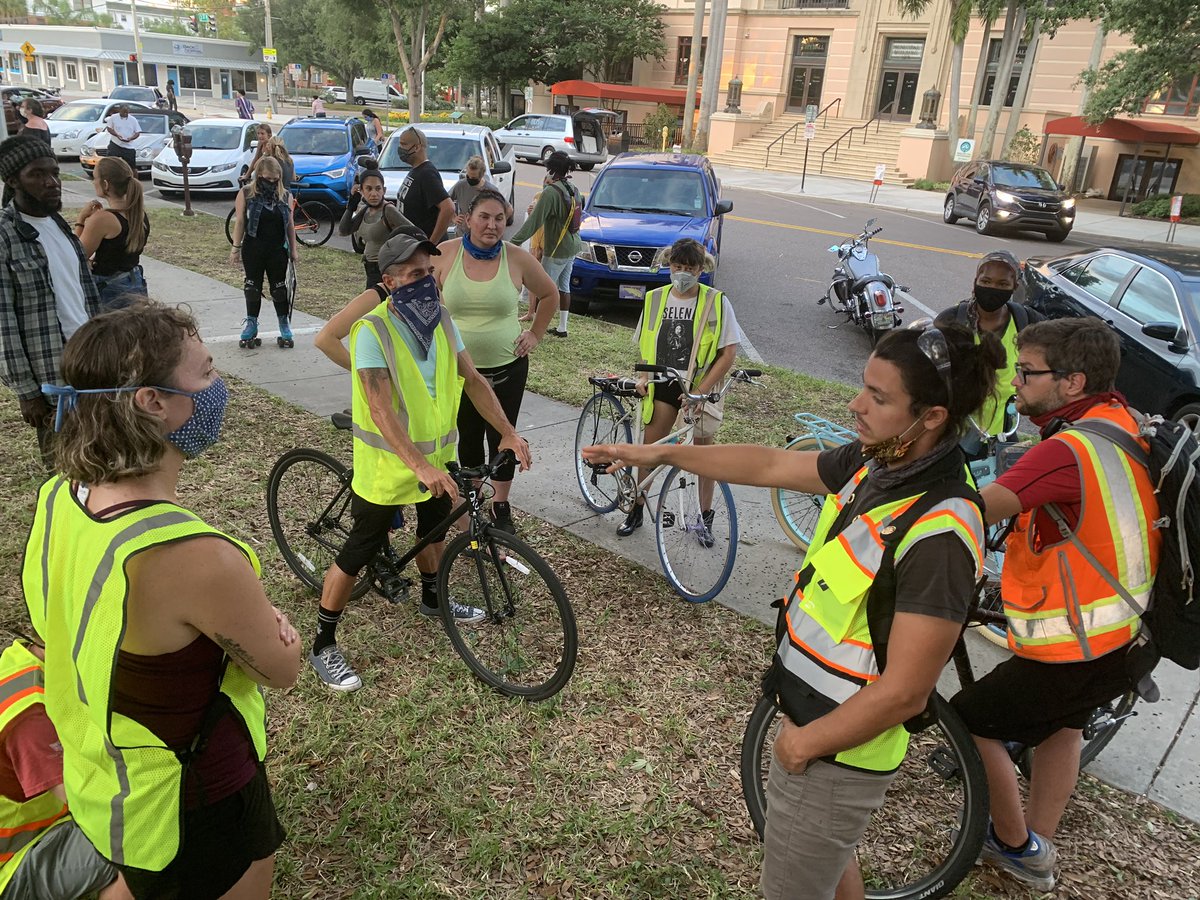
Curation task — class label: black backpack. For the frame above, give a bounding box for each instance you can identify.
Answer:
[1047,415,1200,671]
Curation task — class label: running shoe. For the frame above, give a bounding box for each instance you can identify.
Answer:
[699,509,716,549]
[309,645,362,692]
[490,501,516,534]
[980,827,1056,892]
[420,600,487,624]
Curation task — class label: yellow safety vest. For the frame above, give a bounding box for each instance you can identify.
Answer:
[975,316,1018,436]
[0,642,69,892]
[349,301,463,507]
[777,467,984,772]
[21,478,269,871]
[637,283,725,425]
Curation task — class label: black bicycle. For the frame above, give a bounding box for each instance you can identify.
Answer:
[266,414,577,700]
[225,191,335,248]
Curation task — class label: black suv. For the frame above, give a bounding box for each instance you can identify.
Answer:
[943,160,1076,242]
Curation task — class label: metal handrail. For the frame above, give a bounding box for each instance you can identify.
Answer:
[818,97,840,127]
[763,97,841,166]
[819,99,895,174]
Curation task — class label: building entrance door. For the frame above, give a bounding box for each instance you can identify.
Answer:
[1107,154,1183,202]
[786,34,829,113]
[219,70,231,99]
[113,63,127,87]
[876,38,924,119]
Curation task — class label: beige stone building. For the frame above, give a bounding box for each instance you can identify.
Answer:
[533,0,1199,200]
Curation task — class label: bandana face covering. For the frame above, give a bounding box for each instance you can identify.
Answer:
[389,274,443,355]
[461,231,503,261]
[860,417,925,463]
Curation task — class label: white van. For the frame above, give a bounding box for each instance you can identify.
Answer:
[351,78,406,107]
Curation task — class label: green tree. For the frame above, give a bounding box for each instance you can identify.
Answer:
[32,0,112,27]
[373,0,468,123]
[573,0,667,84]
[442,9,529,118]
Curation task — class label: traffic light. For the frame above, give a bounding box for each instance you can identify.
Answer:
[209,19,218,34]
[128,53,138,63]
[187,15,198,33]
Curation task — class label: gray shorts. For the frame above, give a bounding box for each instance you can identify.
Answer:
[760,757,896,900]
[0,820,117,900]
[541,254,574,292]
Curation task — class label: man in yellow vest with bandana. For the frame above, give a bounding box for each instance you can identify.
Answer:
[0,639,130,899]
[310,231,533,692]
[584,323,1004,900]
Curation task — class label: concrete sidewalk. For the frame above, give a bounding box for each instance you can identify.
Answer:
[713,165,1200,250]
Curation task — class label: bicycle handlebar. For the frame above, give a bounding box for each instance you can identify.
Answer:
[630,364,762,403]
[418,449,516,493]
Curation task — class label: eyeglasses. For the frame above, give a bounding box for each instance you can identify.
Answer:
[917,326,953,409]
[1014,367,1065,385]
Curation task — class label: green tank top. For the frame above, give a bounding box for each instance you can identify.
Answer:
[443,243,521,369]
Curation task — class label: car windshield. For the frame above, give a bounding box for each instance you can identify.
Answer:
[137,117,170,135]
[111,88,153,100]
[379,135,476,171]
[991,164,1058,191]
[282,128,350,156]
[49,104,104,122]
[185,124,242,150]
[589,169,706,216]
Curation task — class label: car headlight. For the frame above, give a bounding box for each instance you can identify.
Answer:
[323,167,346,179]
[210,162,238,173]
[994,190,1017,205]
[651,246,673,269]
[1061,197,1076,209]
[576,243,595,263]
[153,160,168,171]
[137,147,154,159]
[81,142,94,154]
[61,128,80,139]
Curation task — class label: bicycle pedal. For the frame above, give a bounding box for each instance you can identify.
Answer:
[926,745,960,780]
[380,576,412,604]
[661,511,675,528]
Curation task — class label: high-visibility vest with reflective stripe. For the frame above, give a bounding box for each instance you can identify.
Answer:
[349,301,464,507]
[637,284,724,425]
[0,642,69,892]
[1002,402,1160,662]
[778,466,984,772]
[976,316,1018,437]
[21,478,269,871]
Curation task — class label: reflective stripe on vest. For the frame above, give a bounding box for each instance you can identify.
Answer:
[1001,403,1160,661]
[21,478,268,870]
[349,302,463,507]
[637,283,724,425]
[0,643,69,890]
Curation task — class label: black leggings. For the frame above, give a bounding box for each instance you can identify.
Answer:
[457,354,528,482]
[241,242,290,319]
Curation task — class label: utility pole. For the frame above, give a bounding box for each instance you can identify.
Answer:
[130,0,143,85]
[264,0,276,114]
[681,0,706,148]
[693,0,728,153]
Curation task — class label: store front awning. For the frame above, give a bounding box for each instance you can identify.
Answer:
[1044,115,1200,146]
[550,79,700,107]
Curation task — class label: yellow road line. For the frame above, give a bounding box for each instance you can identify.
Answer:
[727,214,985,259]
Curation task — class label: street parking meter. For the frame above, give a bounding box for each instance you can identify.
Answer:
[171,125,195,216]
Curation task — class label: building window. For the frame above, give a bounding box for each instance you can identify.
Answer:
[24,58,37,76]
[231,69,258,97]
[1143,76,1200,117]
[45,61,57,79]
[143,63,158,86]
[177,65,213,92]
[8,54,17,74]
[85,64,100,84]
[979,38,1026,107]
[674,36,706,85]
[65,61,77,81]
[610,54,635,84]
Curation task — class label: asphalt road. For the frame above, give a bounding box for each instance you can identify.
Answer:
[62,157,1186,389]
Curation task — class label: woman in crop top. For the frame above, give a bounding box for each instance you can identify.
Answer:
[74,156,150,309]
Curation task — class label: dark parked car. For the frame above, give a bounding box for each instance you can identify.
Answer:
[944,161,1076,241]
[1023,248,1200,427]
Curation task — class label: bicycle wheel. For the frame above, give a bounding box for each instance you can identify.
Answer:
[771,436,834,552]
[224,207,236,245]
[655,466,737,602]
[1016,689,1138,779]
[438,529,577,700]
[574,392,632,513]
[266,448,372,601]
[741,693,989,900]
[294,200,334,247]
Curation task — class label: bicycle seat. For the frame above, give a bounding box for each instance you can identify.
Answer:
[588,375,640,397]
[331,411,353,431]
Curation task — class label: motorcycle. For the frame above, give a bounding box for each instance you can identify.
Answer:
[819,218,905,345]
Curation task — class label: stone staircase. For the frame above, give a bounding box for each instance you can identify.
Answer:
[708,113,916,186]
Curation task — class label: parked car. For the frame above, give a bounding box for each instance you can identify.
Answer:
[5,86,63,137]
[350,78,405,107]
[1023,247,1200,427]
[571,152,733,311]
[323,85,347,103]
[79,109,188,176]
[48,99,156,159]
[378,123,515,233]
[943,160,1076,241]
[493,111,607,170]
[151,117,274,195]
[279,116,375,207]
[108,85,165,107]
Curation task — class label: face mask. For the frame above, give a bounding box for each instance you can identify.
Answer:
[974,284,1014,313]
[397,146,413,162]
[466,176,481,186]
[671,271,699,293]
[161,377,228,459]
[258,179,279,194]
[860,416,924,463]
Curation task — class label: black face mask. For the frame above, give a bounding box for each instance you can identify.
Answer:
[974,284,1014,313]
[466,177,481,186]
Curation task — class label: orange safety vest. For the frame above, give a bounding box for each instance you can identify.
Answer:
[1001,402,1161,662]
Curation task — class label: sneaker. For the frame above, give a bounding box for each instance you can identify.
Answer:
[699,509,716,549]
[420,599,487,624]
[981,828,1056,892]
[550,329,568,338]
[617,503,644,537]
[490,501,516,534]
[309,645,362,692]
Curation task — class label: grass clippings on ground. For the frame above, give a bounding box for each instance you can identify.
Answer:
[0,377,1197,899]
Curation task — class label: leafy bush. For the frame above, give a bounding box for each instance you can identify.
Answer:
[1004,126,1041,165]
[1131,193,1200,220]
[642,104,680,150]
[911,178,951,192]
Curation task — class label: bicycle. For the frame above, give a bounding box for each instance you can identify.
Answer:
[225,189,335,248]
[739,532,1140,899]
[574,364,761,603]
[266,414,577,700]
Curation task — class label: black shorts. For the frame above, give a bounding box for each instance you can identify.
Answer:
[118,765,285,900]
[950,648,1133,746]
[654,381,683,411]
[334,489,453,576]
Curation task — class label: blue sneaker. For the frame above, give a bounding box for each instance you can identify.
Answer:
[981,827,1056,892]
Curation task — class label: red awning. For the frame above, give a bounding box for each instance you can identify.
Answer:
[1043,116,1200,146]
[550,79,701,107]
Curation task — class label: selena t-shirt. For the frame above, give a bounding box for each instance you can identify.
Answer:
[353,308,465,397]
[397,160,450,240]
[631,290,743,378]
[24,215,89,339]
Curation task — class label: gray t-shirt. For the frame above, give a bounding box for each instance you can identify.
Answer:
[449,178,501,215]
[632,290,743,378]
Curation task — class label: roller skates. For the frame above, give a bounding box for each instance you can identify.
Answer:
[277,315,294,349]
[238,317,261,349]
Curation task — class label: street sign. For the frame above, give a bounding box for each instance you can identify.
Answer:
[805,104,817,124]
[19,41,35,57]
[289,63,302,75]
[873,163,886,186]
[803,122,816,141]
[954,138,975,162]
[1171,195,1184,223]
[262,47,277,63]
[380,73,392,82]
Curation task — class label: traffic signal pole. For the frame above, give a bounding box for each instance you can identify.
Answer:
[130,0,143,85]
[264,0,276,114]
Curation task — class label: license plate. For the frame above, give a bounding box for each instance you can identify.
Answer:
[618,284,646,300]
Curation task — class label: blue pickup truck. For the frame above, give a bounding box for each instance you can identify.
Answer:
[570,153,733,312]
